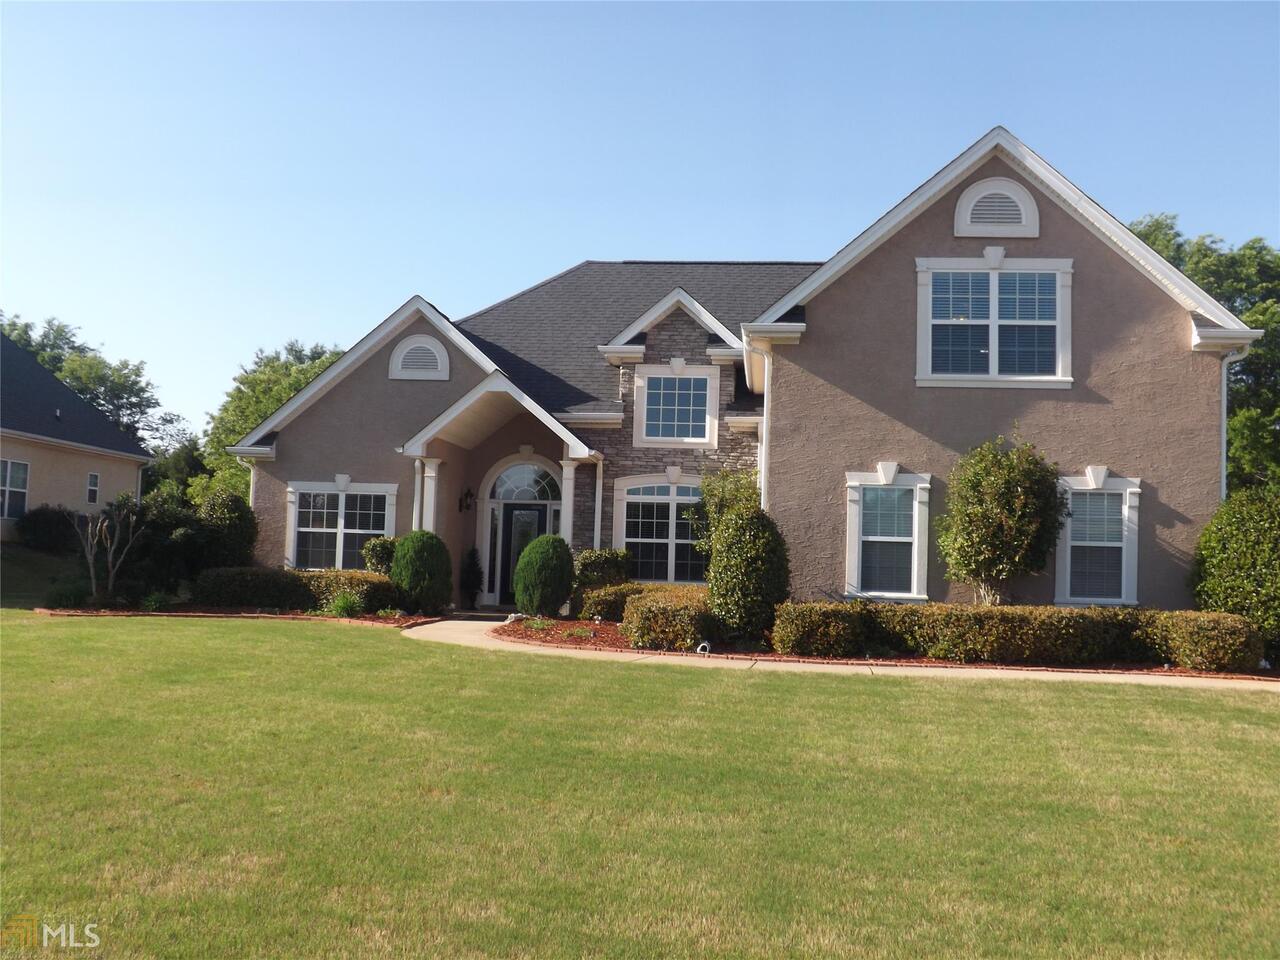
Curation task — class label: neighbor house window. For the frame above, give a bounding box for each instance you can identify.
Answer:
[288,482,397,570]
[632,363,719,449]
[86,472,100,505]
[916,253,1072,387]
[0,459,29,519]
[845,463,930,600]
[1055,468,1140,606]
[612,476,706,582]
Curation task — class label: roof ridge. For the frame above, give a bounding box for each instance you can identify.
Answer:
[616,259,825,265]
[455,260,593,327]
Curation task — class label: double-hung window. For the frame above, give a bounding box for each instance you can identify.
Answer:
[87,472,100,505]
[613,477,707,583]
[845,464,930,600]
[1055,468,1140,606]
[288,482,397,570]
[916,252,1072,387]
[0,459,29,519]
[633,363,719,449]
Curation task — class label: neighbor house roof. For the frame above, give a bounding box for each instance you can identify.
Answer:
[0,333,151,460]
[455,260,821,415]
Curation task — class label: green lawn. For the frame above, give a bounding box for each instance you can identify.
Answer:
[2,611,1277,959]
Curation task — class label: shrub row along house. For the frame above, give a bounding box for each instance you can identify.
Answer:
[0,332,150,539]
[230,128,1262,609]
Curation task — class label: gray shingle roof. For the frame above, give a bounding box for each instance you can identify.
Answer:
[1,333,150,459]
[455,261,820,414]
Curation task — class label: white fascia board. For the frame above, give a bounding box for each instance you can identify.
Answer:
[741,322,806,345]
[597,344,646,365]
[750,126,1251,333]
[1191,324,1265,352]
[226,443,276,460]
[724,415,762,435]
[608,287,742,350]
[401,371,591,459]
[556,411,624,427]
[239,295,499,446]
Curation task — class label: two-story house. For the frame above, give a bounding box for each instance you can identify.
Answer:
[230,128,1262,609]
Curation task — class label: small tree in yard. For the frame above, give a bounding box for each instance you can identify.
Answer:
[513,535,574,616]
[707,506,790,644]
[70,494,146,601]
[936,437,1068,605]
[390,531,453,614]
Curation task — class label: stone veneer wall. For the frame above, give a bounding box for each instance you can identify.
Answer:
[568,307,758,552]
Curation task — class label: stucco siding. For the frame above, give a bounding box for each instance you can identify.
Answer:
[769,156,1221,609]
[0,435,142,541]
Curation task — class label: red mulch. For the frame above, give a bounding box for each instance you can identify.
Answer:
[33,606,442,629]
[492,618,1277,682]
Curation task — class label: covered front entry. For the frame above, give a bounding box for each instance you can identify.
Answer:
[480,456,563,607]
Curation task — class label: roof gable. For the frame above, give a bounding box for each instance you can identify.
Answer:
[606,287,742,349]
[752,126,1254,337]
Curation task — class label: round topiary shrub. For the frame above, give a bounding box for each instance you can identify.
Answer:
[1194,486,1280,658]
[196,491,258,568]
[706,506,790,645]
[390,530,453,614]
[513,535,573,616]
[360,536,397,575]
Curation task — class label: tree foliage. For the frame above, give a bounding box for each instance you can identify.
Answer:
[1193,485,1280,657]
[691,469,759,554]
[935,437,1067,605]
[192,341,341,502]
[1130,214,1279,488]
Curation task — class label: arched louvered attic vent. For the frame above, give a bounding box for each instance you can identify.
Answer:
[389,334,450,380]
[954,177,1039,238]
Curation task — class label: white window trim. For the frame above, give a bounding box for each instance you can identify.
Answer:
[915,249,1073,388]
[389,334,450,381]
[0,458,30,520]
[954,176,1040,238]
[87,472,100,505]
[612,469,705,584]
[844,462,931,602]
[284,478,398,569]
[632,361,720,450]
[1055,467,1140,607]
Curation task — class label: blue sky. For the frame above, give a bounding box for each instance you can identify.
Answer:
[3,2,1278,434]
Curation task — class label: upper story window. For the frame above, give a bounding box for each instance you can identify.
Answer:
[1054,467,1140,606]
[0,459,29,519]
[954,177,1039,238]
[916,250,1072,388]
[87,472,100,505]
[632,362,719,450]
[845,462,931,601]
[389,334,450,380]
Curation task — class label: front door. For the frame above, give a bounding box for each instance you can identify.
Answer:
[499,504,548,605]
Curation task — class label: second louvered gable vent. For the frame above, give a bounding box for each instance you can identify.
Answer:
[970,192,1023,225]
[401,345,440,371]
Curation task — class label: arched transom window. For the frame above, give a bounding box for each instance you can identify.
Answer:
[491,464,560,501]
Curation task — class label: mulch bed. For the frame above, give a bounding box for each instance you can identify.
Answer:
[33,606,442,629]
[493,618,1278,682]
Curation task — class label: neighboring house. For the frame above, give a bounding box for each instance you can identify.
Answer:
[231,128,1262,609]
[0,333,150,539]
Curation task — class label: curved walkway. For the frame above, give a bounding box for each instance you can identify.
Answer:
[402,619,1278,692]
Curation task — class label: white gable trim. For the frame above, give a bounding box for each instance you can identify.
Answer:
[751,126,1253,334]
[606,287,742,350]
[399,370,591,459]
[238,296,498,448]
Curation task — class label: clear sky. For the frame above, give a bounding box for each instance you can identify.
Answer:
[3,2,1278,434]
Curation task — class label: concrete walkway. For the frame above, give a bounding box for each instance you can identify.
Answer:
[402,619,1278,692]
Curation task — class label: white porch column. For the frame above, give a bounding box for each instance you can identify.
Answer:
[411,458,424,531]
[421,458,442,533]
[559,459,577,547]
[593,457,604,549]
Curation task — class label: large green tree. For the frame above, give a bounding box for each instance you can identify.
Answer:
[191,341,340,502]
[1130,215,1279,488]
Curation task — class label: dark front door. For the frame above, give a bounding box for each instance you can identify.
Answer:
[499,504,547,605]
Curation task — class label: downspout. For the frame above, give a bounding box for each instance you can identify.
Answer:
[745,345,773,511]
[1219,347,1250,500]
[236,457,255,508]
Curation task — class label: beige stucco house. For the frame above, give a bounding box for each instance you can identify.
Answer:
[231,128,1261,609]
[1,333,150,539]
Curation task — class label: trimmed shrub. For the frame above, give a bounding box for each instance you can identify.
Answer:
[574,549,629,591]
[1141,611,1263,673]
[193,567,313,610]
[296,570,401,613]
[45,577,93,609]
[905,605,1147,666]
[361,536,397,576]
[707,507,790,644]
[390,531,453,614]
[771,601,900,658]
[1193,486,1280,657]
[325,590,365,619]
[16,504,79,554]
[459,547,483,610]
[580,582,650,622]
[621,586,713,651]
[196,491,258,568]
[692,469,759,553]
[513,535,574,616]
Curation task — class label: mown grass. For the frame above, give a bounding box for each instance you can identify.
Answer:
[1,610,1277,958]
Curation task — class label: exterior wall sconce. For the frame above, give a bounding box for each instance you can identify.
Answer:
[458,487,476,513]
